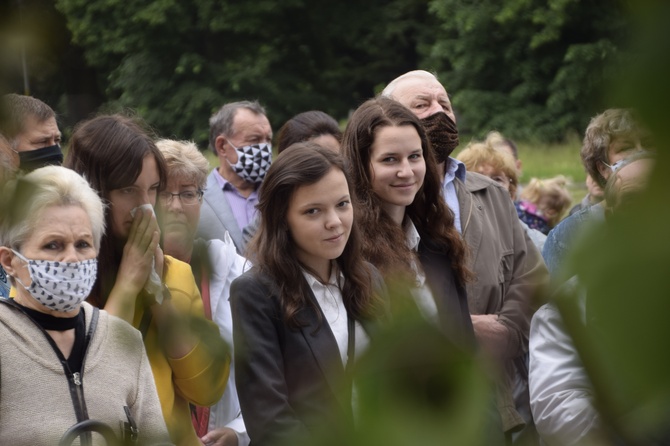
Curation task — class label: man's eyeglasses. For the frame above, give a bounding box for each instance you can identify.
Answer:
[158,189,204,206]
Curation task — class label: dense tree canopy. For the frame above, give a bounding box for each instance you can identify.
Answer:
[425,0,629,141]
[54,0,432,146]
[3,0,631,145]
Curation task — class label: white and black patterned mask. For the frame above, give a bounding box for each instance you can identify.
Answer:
[12,250,97,312]
[228,142,272,184]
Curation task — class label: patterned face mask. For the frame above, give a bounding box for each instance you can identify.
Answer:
[420,112,459,164]
[11,250,97,312]
[227,142,272,184]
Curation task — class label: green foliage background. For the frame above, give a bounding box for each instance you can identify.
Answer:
[2,1,670,443]
[3,0,630,147]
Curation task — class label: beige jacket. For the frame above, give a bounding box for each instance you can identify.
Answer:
[0,300,170,445]
[455,172,549,432]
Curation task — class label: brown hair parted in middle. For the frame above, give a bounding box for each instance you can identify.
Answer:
[64,113,168,307]
[247,141,378,328]
[341,96,470,285]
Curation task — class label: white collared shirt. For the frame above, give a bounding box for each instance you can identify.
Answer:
[405,220,439,324]
[302,267,369,366]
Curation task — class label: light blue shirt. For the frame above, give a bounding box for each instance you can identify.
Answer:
[212,168,259,231]
[442,157,467,233]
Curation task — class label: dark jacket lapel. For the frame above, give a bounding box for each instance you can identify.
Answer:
[418,238,476,350]
[297,280,353,415]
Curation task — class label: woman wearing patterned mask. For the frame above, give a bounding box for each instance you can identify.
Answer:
[0,165,170,445]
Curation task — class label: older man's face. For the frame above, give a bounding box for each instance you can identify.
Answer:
[391,76,456,122]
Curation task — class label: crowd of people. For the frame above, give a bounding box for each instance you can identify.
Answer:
[0,69,656,446]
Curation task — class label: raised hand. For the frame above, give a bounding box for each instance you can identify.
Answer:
[105,206,161,322]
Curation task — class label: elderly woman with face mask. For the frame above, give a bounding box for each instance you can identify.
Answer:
[0,165,170,445]
[155,139,248,446]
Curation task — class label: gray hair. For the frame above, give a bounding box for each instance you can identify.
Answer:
[1,94,56,148]
[1,165,105,252]
[381,70,439,98]
[208,100,266,151]
[156,139,210,189]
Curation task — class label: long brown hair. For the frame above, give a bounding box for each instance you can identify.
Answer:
[64,114,168,308]
[341,97,470,285]
[247,142,377,328]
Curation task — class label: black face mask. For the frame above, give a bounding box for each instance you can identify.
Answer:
[420,112,459,164]
[18,144,63,172]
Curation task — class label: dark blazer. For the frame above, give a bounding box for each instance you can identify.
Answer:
[231,268,358,446]
[417,237,476,350]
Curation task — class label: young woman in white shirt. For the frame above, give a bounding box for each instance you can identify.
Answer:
[341,96,474,349]
[230,142,382,446]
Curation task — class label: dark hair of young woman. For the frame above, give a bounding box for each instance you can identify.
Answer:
[276,111,342,153]
[246,142,378,329]
[341,97,471,285]
[64,114,168,307]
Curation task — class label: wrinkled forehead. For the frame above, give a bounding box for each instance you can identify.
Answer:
[232,108,271,134]
[392,75,448,100]
[20,115,60,136]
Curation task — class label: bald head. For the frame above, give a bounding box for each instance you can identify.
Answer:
[382,70,455,122]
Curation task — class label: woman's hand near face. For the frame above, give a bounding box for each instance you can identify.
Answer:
[105,207,160,323]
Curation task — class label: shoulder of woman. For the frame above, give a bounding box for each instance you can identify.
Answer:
[231,268,281,301]
[84,302,145,352]
[232,267,267,288]
[204,237,246,272]
[162,255,200,296]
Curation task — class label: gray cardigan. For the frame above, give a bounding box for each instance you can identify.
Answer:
[0,300,170,445]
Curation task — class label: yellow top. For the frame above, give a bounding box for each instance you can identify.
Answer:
[132,256,230,446]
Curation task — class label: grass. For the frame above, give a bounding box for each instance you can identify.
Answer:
[515,137,588,208]
[455,134,588,209]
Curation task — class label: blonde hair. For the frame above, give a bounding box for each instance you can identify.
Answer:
[581,109,651,188]
[1,165,105,251]
[155,139,210,189]
[456,138,518,198]
[520,176,572,227]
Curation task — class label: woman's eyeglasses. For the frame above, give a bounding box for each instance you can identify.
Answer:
[158,189,204,206]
